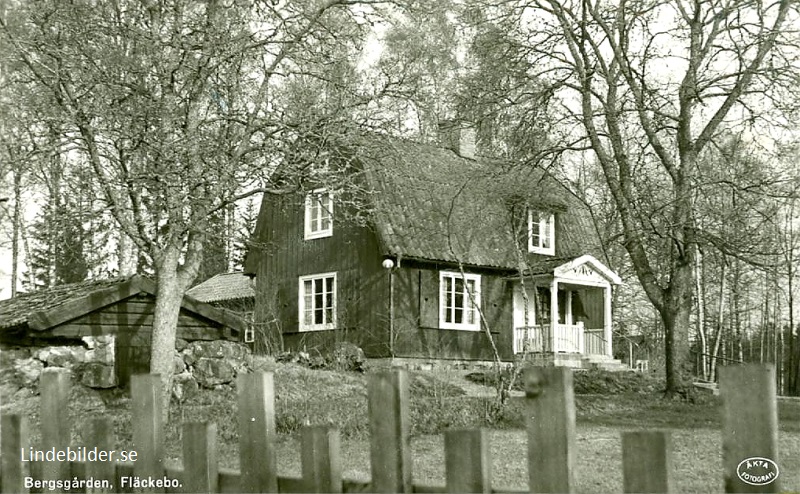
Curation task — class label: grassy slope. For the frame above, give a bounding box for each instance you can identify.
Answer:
[3,363,799,492]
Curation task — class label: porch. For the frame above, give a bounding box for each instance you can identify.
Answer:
[513,323,608,355]
[511,255,621,359]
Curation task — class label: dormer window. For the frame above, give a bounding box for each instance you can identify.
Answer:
[304,188,333,239]
[528,210,555,255]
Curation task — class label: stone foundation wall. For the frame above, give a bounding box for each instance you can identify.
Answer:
[368,357,514,372]
[521,352,584,368]
[172,340,252,401]
[0,336,117,399]
[1,338,251,400]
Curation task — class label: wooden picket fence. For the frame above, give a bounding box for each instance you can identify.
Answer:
[0,365,781,493]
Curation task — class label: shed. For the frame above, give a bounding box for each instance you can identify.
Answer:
[0,275,246,386]
[186,272,254,309]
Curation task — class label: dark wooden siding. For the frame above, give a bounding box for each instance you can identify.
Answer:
[251,194,390,357]
[250,194,516,361]
[391,267,514,361]
[38,294,232,386]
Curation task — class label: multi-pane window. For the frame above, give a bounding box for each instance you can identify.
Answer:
[528,210,555,255]
[304,189,333,239]
[439,271,481,330]
[298,273,336,331]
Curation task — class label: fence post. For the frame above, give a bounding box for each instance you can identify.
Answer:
[301,426,342,493]
[720,365,780,493]
[445,429,491,493]
[525,367,576,493]
[368,369,412,493]
[1,415,29,493]
[182,422,218,494]
[131,374,164,484]
[40,368,70,491]
[621,431,673,493]
[238,371,277,493]
[86,417,114,494]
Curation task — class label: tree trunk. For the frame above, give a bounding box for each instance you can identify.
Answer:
[661,269,693,397]
[694,249,708,380]
[793,325,800,396]
[709,259,726,382]
[788,251,797,394]
[21,223,35,289]
[761,272,768,364]
[11,167,22,297]
[773,287,781,392]
[150,246,195,421]
[733,259,743,363]
[787,201,798,395]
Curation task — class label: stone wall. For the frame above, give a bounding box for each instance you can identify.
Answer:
[1,337,251,400]
[172,339,252,401]
[0,336,117,399]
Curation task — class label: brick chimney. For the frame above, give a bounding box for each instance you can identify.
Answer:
[438,120,476,159]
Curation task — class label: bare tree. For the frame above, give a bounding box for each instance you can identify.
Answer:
[467,0,799,395]
[1,0,386,415]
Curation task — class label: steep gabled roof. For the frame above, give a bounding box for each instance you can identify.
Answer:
[351,134,606,270]
[0,275,246,333]
[187,272,255,303]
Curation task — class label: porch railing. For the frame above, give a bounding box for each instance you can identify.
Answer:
[514,323,585,354]
[515,325,548,353]
[584,329,606,356]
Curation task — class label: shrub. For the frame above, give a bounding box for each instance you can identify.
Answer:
[410,395,516,435]
[410,372,466,399]
[573,369,661,394]
[466,367,662,395]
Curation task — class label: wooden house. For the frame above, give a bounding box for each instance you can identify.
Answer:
[0,275,246,385]
[244,125,623,367]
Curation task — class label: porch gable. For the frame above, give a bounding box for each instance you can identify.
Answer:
[553,255,622,286]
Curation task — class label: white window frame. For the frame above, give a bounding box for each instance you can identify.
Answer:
[528,210,555,255]
[298,272,337,331]
[304,188,333,240]
[439,271,481,331]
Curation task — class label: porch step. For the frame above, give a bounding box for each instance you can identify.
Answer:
[581,355,628,371]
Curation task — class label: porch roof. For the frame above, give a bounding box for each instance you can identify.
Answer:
[511,254,622,285]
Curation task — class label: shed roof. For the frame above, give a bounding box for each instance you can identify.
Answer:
[0,275,246,333]
[187,272,255,303]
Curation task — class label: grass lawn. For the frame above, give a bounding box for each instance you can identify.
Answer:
[274,427,800,493]
[182,372,800,492]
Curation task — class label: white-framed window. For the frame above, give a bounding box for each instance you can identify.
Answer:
[298,272,337,331]
[439,271,481,330]
[304,188,333,239]
[528,210,555,255]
